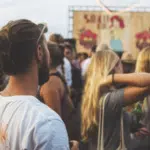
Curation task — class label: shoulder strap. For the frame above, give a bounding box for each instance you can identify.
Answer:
[49,72,61,78]
[50,72,67,90]
[97,93,127,150]
[97,93,110,150]
[121,111,126,149]
[49,72,69,114]
[37,72,63,102]
[117,111,127,150]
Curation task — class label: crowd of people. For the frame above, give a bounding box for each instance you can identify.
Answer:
[0,19,150,150]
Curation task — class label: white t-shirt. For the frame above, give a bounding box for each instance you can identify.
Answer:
[81,58,91,77]
[57,57,72,87]
[0,95,69,150]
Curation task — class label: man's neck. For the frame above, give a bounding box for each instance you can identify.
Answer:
[3,71,38,97]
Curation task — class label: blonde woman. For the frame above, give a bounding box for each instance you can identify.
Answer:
[136,47,150,73]
[81,49,150,150]
[135,47,150,135]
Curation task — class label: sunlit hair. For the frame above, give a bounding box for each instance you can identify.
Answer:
[81,50,120,141]
[49,33,64,44]
[136,47,150,73]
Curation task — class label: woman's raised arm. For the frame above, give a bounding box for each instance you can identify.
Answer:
[106,73,150,87]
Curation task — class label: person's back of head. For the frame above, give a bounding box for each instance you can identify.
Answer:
[136,47,150,73]
[121,51,135,64]
[88,45,97,57]
[121,51,136,73]
[38,23,48,33]
[91,45,97,53]
[48,42,64,69]
[86,50,121,81]
[81,49,122,141]
[49,33,64,44]
[82,53,88,60]
[64,42,73,52]
[77,52,88,65]
[0,20,69,150]
[98,44,109,51]
[0,19,50,87]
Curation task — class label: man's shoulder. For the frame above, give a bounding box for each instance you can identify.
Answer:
[23,97,69,149]
[2,95,62,123]
[0,96,69,149]
[24,96,62,121]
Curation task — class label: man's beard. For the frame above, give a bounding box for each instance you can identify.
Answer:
[38,57,49,86]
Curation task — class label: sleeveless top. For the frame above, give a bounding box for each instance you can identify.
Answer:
[38,72,67,112]
[37,72,72,122]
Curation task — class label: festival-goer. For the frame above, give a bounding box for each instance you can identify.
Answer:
[64,43,83,101]
[64,43,73,62]
[81,45,96,77]
[64,43,83,140]
[81,49,150,150]
[0,20,69,149]
[77,53,88,68]
[72,54,81,70]
[121,51,136,113]
[40,43,73,118]
[49,34,72,87]
[97,43,109,51]
[49,33,64,44]
[40,43,75,138]
[121,51,136,73]
[135,47,150,139]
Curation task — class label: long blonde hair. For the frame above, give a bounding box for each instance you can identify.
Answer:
[136,47,150,73]
[81,50,120,141]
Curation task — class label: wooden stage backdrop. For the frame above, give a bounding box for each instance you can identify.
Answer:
[73,11,150,58]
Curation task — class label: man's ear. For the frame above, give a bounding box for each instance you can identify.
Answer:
[36,45,43,63]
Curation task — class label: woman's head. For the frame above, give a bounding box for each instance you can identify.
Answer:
[136,47,150,73]
[89,49,122,75]
[81,50,122,141]
[47,42,64,69]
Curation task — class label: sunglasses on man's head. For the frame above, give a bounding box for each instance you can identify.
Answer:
[37,23,47,44]
[7,21,47,44]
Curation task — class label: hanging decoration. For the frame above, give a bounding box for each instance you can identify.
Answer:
[96,0,141,15]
